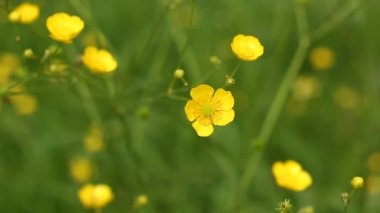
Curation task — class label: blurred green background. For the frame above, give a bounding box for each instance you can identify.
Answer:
[1,0,380,212]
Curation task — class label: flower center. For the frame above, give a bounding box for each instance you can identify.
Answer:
[202,105,214,117]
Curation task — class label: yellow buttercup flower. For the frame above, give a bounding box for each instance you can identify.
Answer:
[272,160,312,191]
[368,152,380,173]
[184,84,235,137]
[9,93,38,115]
[231,34,264,61]
[84,126,105,153]
[367,175,380,195]
[46,13,84,43]
[82,46,117,73]
[351,176,364,189]
[9,3,40,24]
[309,46,335,70]
[78,183,114,209]
[292,75,319,101]
[0,53,20,85]
[69,157,95,183]
[134,194,149,208]
[333,86,360,110]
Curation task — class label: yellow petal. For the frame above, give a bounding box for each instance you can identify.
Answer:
[212,109,235,126]
[184,100,201,122]
[190,84,214,101]
[192,120,214,137]
[212,88,234,110]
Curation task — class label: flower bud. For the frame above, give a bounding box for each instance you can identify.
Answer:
[351,176,364,189]
[174,69,185,79]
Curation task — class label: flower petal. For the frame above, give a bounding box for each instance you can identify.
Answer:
[212,88,234,110]
[184,100,201,122]
[192,120,214,137]
[190,84,214,101]
[213,109,235,126]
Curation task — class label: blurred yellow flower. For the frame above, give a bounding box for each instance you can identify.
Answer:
[366,175,380,195]
[8,3,40,24]
[84,126,105,152]
[272,160,312,191]
[231,34,264,61]
[184,84,235,137]
[46,13,84,43]
[78,183,114,209]
[309,46,335,70]
[298,206,314,213]
[333,86,360,110]
[368,152,380,173]
[351,176,364,189]
[0,53,20,85]
[82,47,117,73]
[70,157,95,183]
[292,75,319,102]
[134,194,149,208]
[9,93,38,115]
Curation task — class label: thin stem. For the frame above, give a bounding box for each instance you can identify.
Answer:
[311,0,360,42]
[74,74,102,126]
[175,0,196,68]
[229,61,242,79]
[235,2,310,208]
[137,2,171,65]
[343,189,356,213]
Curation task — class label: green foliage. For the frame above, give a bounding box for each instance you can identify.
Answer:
[1,0,380,212]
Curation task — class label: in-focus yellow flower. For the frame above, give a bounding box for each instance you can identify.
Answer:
[272,160,312,191]
[231,34,264,61]
[84,126,105,152]
[82,46,117,73]
[70,157,95,183]
[184,84,235,137]
[9,93,38,115]
[351,176,364,189]
[78,183,114,209]
[9,3,39,24]
[309,46,335,70]
[46,12,84,43]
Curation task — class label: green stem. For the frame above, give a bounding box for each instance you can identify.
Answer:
[175,0,196,68]
[344,189,356,213]
[137,2,171,65]
[234,2,310,208]
[74,75,102,126]
[229,61,241,79]
[311,0,360,41]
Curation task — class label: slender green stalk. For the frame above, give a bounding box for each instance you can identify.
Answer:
[311,0,360,41]
[343,189,356,213]
[74,74,102,126]
[235,2,310,206]
[175,0,196,68]
[229,61,242,79]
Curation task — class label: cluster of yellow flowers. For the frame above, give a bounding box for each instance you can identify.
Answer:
[8,2,117,74]
[184,34,263,137]
[0,54,38,115]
